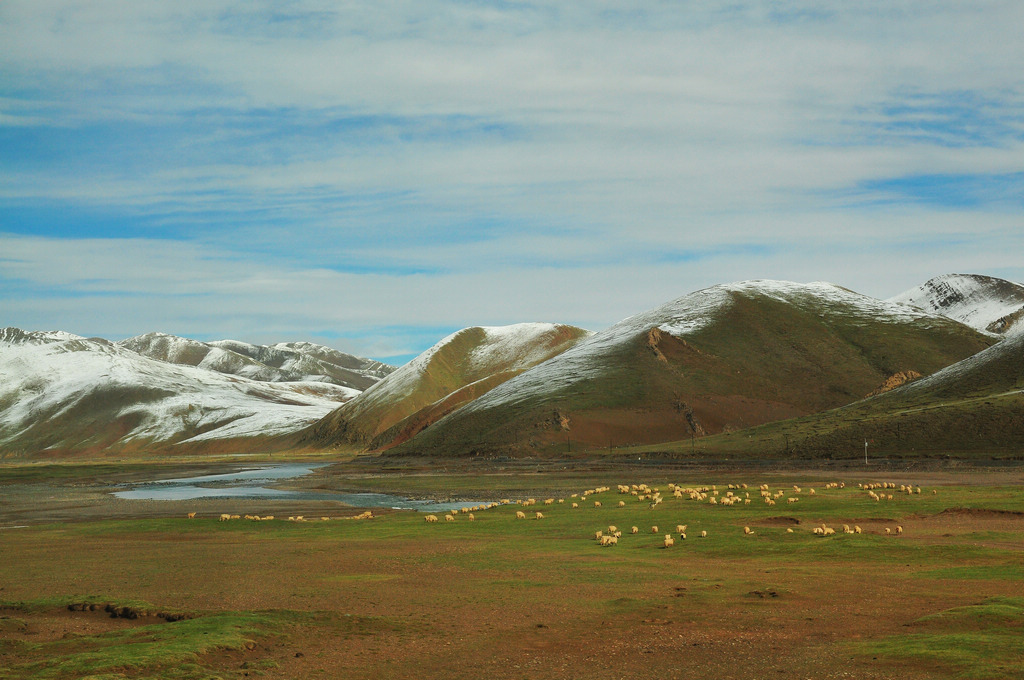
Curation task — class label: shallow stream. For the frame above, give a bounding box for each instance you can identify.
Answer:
[112,463,483,512]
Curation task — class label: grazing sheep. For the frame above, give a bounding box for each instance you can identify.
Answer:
[743,526,753,535]
[700,530,708,538]
[445,515,455,522]
[663,534,674,548]
[571,503,579,509]
[187,512,196,519]
[468,513,475,521]
[594,501,602,508]
[534,511,544,519]
[595,530,603,540]
[618,501,626,507]
[516,511,527,519]
[896,525,903,535]
[679,533,686,540]
[885,527,891,535]
[608,525,618,533]
[219,513,231,521]
[423,515,438,523]
[651,526,659,534]
[321,517,330,521]
[786,528,794,533]
[854,525,862,534]
[631,526,639,534]
[676,524,686,533]
[809,489,816,495]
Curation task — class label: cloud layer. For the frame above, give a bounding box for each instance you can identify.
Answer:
[2,1,1023,362]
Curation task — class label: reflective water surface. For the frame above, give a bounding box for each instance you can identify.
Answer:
[112,464,484,511]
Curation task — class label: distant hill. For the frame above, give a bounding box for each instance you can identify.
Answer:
[677,329,1024,460]
[889,273,1024,335]
[0,328,359,457]
[119,332,393,390]
[305,323,592,451]
[388,280,993,457]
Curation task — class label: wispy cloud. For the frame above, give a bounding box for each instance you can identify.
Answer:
[2,1,1023,361]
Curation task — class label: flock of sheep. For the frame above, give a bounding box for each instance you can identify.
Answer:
[205,510,374,522]
[418,479,923,547]
[194,478,925,546]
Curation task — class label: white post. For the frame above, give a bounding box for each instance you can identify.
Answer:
[864,440,868,465]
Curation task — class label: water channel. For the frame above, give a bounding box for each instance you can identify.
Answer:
[112,463,484,512]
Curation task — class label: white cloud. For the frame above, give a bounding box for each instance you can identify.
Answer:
[2,1,1024,358]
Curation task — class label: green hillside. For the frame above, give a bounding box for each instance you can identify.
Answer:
[390,282,994,457]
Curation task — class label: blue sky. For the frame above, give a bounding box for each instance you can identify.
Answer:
[2,1,1024,365]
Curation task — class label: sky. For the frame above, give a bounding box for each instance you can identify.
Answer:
[2,1,1023,365]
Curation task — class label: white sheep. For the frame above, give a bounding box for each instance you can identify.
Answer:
[516,511,527,519]
[631,526,639,534]
[424,515,438,523]
[445,514,455,522]
[663,534,674,548]
[700,530,707,538]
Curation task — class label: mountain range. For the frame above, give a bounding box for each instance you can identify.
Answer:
[2,273,1022,460]
[0,329,389,457]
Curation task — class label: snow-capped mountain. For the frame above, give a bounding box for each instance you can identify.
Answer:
[119,332,393,390]
[386,280,993,456]
[888,274,1024,335]
[307,323,592,450]
[0,328,359,456]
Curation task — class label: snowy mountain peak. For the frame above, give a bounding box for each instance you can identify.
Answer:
[0,327,84,346]
[888,274,1024,335]
[116,332,393,390]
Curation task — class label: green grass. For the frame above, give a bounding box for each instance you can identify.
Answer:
[0,606,286,680]
[0,598,400,680]
[855,598,1024,680]
[916,563,1024,581]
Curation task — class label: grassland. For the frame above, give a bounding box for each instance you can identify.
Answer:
[1,462,1022,679]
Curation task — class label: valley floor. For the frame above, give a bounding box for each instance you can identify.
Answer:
[1,458,1023,679]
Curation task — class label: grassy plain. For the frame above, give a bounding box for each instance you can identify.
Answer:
[1,462,1022,679]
